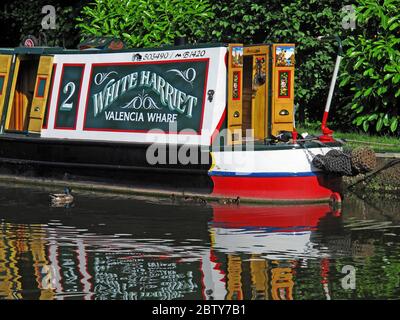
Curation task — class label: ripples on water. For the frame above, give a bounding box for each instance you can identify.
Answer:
[0,185,399,300]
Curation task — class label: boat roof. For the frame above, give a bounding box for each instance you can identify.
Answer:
[0,42,228,55]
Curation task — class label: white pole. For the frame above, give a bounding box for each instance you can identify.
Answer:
[324,55,342,114]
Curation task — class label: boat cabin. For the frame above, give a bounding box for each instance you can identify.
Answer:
[0,42,295,147]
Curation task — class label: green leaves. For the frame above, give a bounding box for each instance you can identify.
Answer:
[203,0,347,125]
[75,0,400,137]
[77,0,214,47]
[341,0,400,135]
[393,74,400,84]
[387,15,400,30]
[363,120,370,132]
[376,117,383,132]
[354,58,365,70]
[390,117,398,132]
[363,87,373,97]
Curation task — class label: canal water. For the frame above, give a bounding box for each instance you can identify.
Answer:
[0,184,399,300]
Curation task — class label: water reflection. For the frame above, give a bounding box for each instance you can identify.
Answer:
[206,204,339,300]
[0,185,399,300]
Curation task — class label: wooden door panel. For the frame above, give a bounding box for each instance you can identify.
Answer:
[28,56,54,133]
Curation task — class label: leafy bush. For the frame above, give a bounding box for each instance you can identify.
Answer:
[76,0,214,47]
[75,0,399,135]
[340,0,400,134]
[77,0,350,124]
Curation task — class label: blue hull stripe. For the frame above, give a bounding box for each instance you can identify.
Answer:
[209,171,318,177]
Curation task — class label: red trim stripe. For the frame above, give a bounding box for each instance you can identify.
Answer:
[210,108,227,145]
[211,203,333,229]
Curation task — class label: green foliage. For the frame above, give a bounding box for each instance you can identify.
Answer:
[76,0,350,123]
[0,0,87,48]
[75,0,399,136]
[340,0,400,134]
[331,254,400,299]
[76,0,214,47]
[206,0,350,124]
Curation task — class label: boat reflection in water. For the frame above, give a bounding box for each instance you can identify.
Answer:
[204,203,341,300]
[0,196,343,300]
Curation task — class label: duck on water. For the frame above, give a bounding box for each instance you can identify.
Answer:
[49,187,74,206]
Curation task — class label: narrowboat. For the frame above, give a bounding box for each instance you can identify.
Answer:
[0,39,346,203]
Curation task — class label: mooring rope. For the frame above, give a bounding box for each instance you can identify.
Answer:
[298,137,340,162]
[299,137,377,177]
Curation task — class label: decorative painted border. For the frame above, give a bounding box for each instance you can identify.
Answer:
[54,63,85,130]
[35,76,47,98]
[82,58,210,135]
[232,71,241,101]
[42,64,57,129]
[277,70,291,99]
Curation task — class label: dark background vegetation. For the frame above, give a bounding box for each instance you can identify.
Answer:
[0,0,87,48]
[0,0,399,135]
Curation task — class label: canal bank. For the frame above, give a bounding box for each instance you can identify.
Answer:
[344,153,400,196]
[0,173,330,205]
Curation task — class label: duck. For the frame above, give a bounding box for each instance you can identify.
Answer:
[50,187,74,205]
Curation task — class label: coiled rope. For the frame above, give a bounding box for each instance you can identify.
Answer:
[295,136,376,176]
[311,146,376,176]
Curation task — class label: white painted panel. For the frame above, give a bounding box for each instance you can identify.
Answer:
[212,227,323,259]
[211,147,341,174]
[42,46,227,146]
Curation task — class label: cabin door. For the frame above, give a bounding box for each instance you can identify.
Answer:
[0,54,14,131]
[3,55,53,133]
[243,45,269,141]
[227,44,244,145]
[28,56,54,133]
